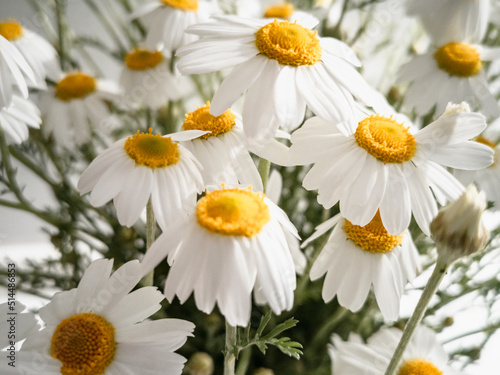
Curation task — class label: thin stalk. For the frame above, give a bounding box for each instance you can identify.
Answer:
[140,199,156,286]
[258,158,271,192]
[54,0,70,70]
[384,256,450,375]
[235,346,251,375]
[224,321,237,375]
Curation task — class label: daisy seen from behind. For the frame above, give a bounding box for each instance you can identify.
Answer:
[141,185,299,327]
[305,211,419,320]
[42,71,120,145]
[14,259,194,375]
[0,95,40,144]
[180,101,263,191]
[77,128,206,229]
[330,325,461,375]
[177,14,390,140]
[288,103,494,236]
[120,47,182,109]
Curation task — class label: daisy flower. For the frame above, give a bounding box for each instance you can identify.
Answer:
[120,47,182,109]
[0,301,39,349]
[305,211,419,320]
[0,19,61,87]
[330,325,462,374]
[180,102,263,191]
[288,103,494,236]
[399,3,500,117]
[177,14,390,140]
[77,128,206,229]
[0,31,36,108]
[15,259,194,375]
[0,95,41,144]
[129,0,218,53]
[141,185,299,327]
[42,71,121,145]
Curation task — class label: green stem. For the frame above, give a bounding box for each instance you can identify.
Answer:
[224,321,237,375]
[54,0,70,70]
[258,158,271,193]
[384,256,450,375]
[235,346,251,375]
[140,199,156,286]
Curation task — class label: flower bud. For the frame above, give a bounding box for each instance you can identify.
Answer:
[430,184,489,263]
[253,369,275,375]
[185,352,214,375]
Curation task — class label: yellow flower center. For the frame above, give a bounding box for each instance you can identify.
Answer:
[196,188,271,237]
[182,102,236,139]
[161,0,199,11]
[354,115,416,164]
[476,135,497,167]
[434,42,482,77]
[50,313,116,375]
[343,211,403,253]
[125,49,163,70]
[398,359,443,375]
[124,128,180,168]
[264,3,295,19]
[255,20,322,66]
[55,73,97,101]
[0,19,24,41]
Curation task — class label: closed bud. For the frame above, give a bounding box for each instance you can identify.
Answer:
[430,184,489,263]
[253,369,275,375]
[185,352,214,375]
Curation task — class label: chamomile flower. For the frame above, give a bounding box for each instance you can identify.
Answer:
[288,104,494,236]
[0,95,41,144]
[77,128,205,229]
[120,47,181,109]
[330,325,462,375]
[0,302,39,349]
[180,102,262,190]
[141,185,299,327]
[42,71,121,145]
[0,19,61,87]
[15,259,194,375]
[305,211,419,320]
[129,0,218,52]
[177,15,390,140]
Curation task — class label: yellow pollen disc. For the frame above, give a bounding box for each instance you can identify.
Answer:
[434,42,481,77]
[343,211,403,253]
[476,135,498,167]
[398,358,443,375]
[161,0,199,11]
[196,188,271,237]
[264,3,295,19]
[50,312,116,375]
[125,49,163,70]
[55,73,97,101]
[255,20,322,66]
[0,19,24,41]
[354,115,416,164]
[182,102,235,139]
[124,128,180,168]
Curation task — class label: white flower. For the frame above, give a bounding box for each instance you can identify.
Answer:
[305,212,419,320]
[129,0,219,53]
[288,105,494,235]
[180,102,263,191]
[41,71,121,145]
[141,185,299,327]
[176,14,390,140]
[77,128,206,229]
[0,302,39,350]
[0,19,61,87]
[120,47,182,109]
[330,325,462,375]
[15,259,194,375]
[0,95,40,144]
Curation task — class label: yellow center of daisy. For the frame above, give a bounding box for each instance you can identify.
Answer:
[196,188,270,237]
[434,42,482,77]
[161,0,199,11]
[50,312,116,375]
[124,128,180,168]
[56,73,97,101]
[182,102,236,139]
[343,211,403,253]
[354,115,416,164]
[125,49,163,70]
[398,359,443,375]
[264,3,295,19]
[255,20,322,66]
[476,135,498,167]
[0,19,24,41]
